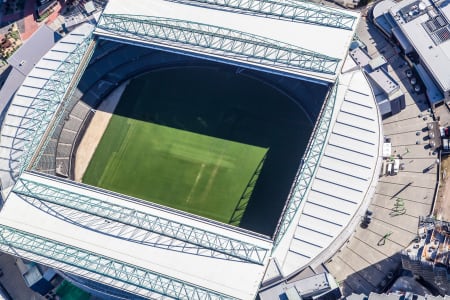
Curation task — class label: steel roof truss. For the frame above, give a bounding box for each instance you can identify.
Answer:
[97,14,340,75]
[170,0,356,30]
[274,80,338,246]
[13,175,270,265]
[0,225,234,300]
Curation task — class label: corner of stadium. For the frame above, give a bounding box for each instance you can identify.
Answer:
[0,0,383,299]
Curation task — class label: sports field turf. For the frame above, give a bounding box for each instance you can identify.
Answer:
[83,117,267,223]
[82,66,317,232]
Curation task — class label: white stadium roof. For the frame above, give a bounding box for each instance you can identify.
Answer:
[1,171,271,299]
[0,1,384,299]
[95,0,359,83]
[0,23,94,193]
[273,68,382,276]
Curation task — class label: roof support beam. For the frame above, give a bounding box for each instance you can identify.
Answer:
[171,0,357,30]
[0,224,235,300]
[96,14,340,75]
[273,80,339,247]
[13,172,270,264]
[13,29,96,175]
[29,39,97,172]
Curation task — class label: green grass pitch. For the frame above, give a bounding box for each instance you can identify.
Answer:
[83,115,267,224]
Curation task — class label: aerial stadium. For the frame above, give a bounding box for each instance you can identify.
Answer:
[0,0,382,299]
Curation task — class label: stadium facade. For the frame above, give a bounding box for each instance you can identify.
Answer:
[0,0,384,299]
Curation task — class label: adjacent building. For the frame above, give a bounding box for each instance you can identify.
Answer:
[349,45,405,118]
[373,0,450,108]
[402,217,450,295]
[259,271,341,300]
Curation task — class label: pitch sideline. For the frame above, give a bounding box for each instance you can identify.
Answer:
[74,81,130,182]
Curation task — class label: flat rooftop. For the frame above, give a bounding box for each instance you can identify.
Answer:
[389,0,450,92]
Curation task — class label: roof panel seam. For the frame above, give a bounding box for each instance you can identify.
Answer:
[335,120,376,134]
[343,98,373,109]
[0,145,23,151]
[309,189,357,204]
[7,111,33,120]
[34,65,60,72]
[331,131,376,146]
[49,49,71,55]
[347,88,370,97]
[301,212,344,227]
[60,41,79,46]
[288,249,311,258]
[27,75,53,81]
[315,177,363,193]
[323,153,371,169]
[305,200,351,216]
[2,123,39,132]
[327,142,374,157]
[0,157,19,162]
[319,165,369,181]
[42,57,65,63]
[292,237,323,248]
[21,84,46,89]
[297,225,334,238]
[339,109,375,121]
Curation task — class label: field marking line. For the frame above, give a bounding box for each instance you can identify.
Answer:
[74,80,130,182]
[186,163,206,203]
[200,152,224,202]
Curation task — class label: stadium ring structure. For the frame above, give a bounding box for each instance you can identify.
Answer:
[0,0,383,299]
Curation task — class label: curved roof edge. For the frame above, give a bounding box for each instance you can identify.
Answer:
[0,23,95,193]
[272,67,383,277]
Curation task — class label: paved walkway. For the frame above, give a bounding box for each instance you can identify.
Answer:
[325,15,437,296]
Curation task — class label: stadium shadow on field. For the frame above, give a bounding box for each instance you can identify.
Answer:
[94,65,329,236]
